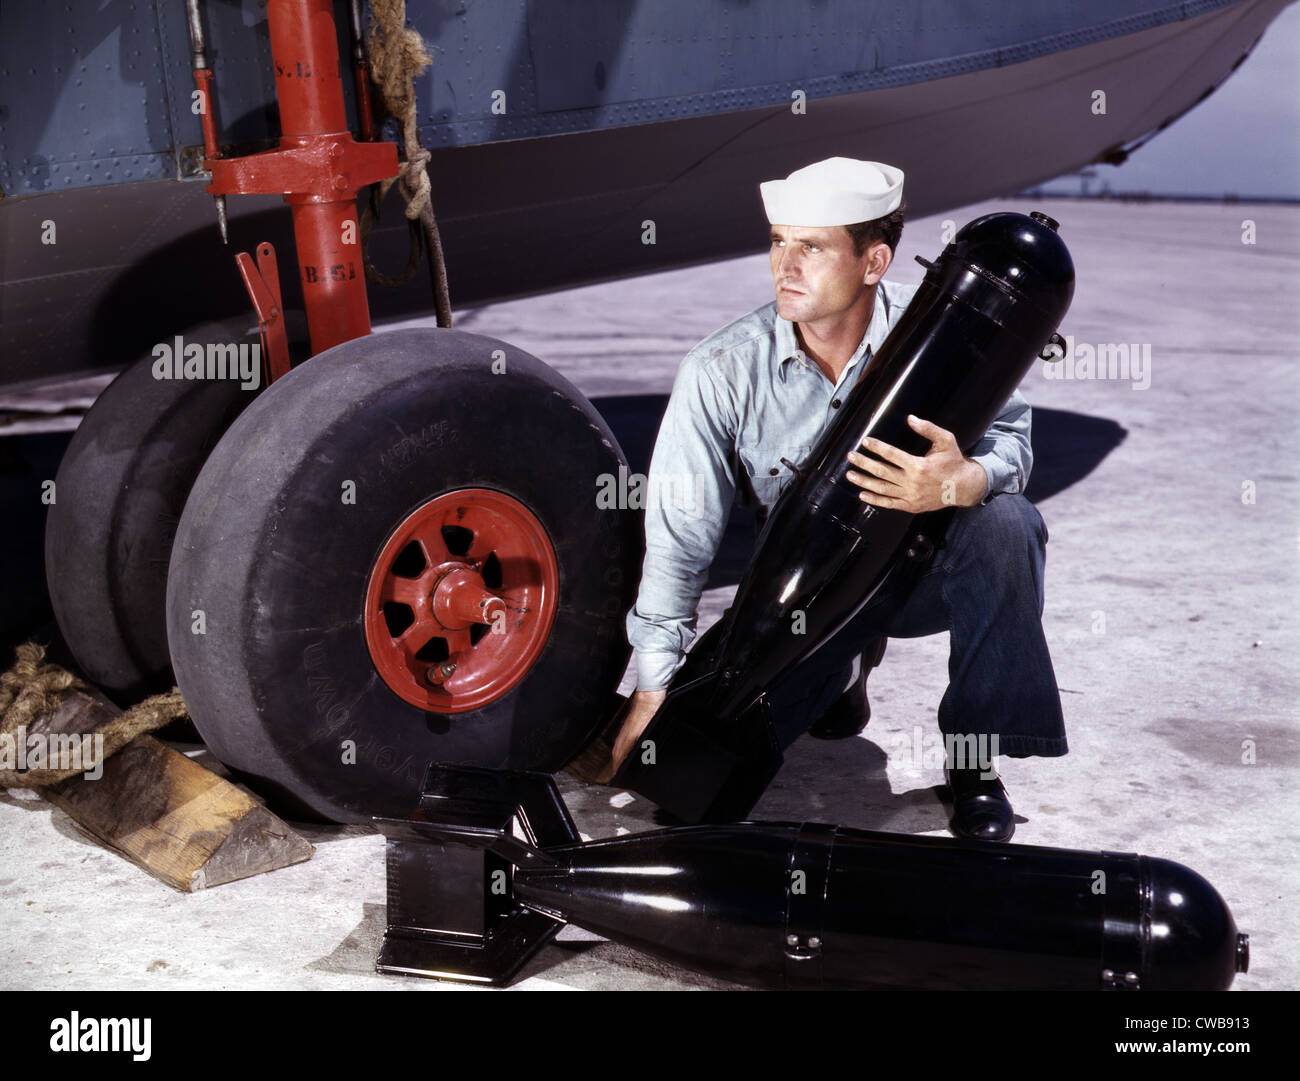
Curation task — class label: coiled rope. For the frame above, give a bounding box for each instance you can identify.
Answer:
[0,643,187,788]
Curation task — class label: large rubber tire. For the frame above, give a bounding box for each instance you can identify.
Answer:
[166,328,641,822]
[44,320,263,693]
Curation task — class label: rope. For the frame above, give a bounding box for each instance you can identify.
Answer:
[364,0,452,326]
[0,643,188,788]
[368,0,432,219]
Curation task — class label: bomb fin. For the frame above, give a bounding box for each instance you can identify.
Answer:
[612,672,783,824]
[373,765,578,985]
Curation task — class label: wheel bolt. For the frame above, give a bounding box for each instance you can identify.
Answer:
[428,661,457,685]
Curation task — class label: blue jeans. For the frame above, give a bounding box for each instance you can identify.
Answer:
[765,494,1068,757]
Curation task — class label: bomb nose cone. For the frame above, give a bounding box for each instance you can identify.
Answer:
[948,211,1075,317]
[1030,210,1060,232]
[1143,856,1247,990]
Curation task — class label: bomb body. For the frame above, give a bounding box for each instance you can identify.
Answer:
[376,767,1249,991]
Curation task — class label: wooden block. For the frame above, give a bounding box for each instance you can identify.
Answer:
[25,690,313,891]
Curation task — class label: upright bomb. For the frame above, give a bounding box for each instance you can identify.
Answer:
[374,766,1249,991]
[614,210,1076,823]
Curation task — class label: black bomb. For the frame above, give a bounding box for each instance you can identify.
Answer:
[374,766,1248,991]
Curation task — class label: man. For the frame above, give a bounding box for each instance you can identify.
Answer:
[612,157,1067,841]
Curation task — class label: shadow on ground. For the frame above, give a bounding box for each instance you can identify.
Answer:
[0,432,73,663]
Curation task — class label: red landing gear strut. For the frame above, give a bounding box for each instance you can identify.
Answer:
[190,0,397,377]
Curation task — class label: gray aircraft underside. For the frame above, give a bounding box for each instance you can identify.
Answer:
[0,0,1291,389]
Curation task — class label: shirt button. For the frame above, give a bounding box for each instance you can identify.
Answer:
[831,398,842,409]
[769,467,780,476]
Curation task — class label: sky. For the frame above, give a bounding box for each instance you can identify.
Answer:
[1036,1,1299,199]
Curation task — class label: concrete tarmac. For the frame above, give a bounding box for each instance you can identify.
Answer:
[1,196,1296,991]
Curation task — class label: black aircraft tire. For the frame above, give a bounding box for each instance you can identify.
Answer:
[166,328,641,823]
[44,320,263,693]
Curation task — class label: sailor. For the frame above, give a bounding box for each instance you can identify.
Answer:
[611,156,1068,841]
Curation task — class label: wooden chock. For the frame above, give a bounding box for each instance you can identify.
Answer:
[24,688,314,891]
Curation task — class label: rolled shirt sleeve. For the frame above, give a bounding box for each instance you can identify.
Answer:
[967,387,1033,503]
[626,350,739,690]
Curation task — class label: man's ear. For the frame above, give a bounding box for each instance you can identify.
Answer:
[862,240,893,287]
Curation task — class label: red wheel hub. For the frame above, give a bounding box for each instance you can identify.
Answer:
[364,489,559,713]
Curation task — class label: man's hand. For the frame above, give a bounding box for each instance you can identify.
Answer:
[610,689,667,774]
[846,414,987,512]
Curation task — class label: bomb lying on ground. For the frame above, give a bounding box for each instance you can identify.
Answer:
[374,766,1249,991]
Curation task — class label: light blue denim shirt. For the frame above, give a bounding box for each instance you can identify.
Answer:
[626,278,1033,690]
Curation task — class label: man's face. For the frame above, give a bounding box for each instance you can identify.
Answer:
[769,224,875,327]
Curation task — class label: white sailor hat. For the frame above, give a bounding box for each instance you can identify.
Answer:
[760,157,904,227]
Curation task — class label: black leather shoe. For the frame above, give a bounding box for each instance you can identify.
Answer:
[809,638,887,740]
[944,764,1015,842]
